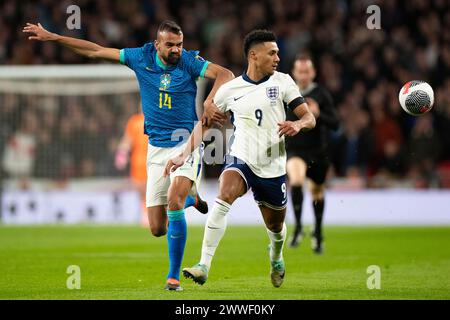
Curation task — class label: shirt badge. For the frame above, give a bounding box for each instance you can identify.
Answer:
[159,73,172,91]
[266,86,279,100]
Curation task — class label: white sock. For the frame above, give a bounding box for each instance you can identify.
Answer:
[267,223,286,262]
[199,198,230,269]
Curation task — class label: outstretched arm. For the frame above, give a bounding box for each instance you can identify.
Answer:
[23,23,120,62]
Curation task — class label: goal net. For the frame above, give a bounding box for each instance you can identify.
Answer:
[0,65,141,181]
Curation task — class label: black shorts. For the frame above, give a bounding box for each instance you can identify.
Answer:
[222,156,287,210]
[286,149,330,185]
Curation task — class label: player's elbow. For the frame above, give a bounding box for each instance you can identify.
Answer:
[87,50,102,60]
[225,68,235,80]
[218,66,235,81]
[303,113,316,131]
[306,112,316,130]
[86,52,97,59]
[310,114,317,129]
[86,46,107,60]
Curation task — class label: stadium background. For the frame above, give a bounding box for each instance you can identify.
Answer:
[1,0,449,224]
[0,0,450,300]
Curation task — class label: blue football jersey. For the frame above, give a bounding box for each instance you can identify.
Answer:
[120,43,209,148]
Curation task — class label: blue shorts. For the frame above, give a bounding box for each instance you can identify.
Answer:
[221,156,287,210]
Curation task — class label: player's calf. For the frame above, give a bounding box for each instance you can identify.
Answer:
[147,205,168,237]
[150,226,167,237]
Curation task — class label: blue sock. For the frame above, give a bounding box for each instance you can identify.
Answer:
[184,195,196,208]
[166,209,187,281]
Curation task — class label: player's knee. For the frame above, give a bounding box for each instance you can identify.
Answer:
[167,186,187,211]
[218,181,244,204]
[311,185,325,200]
[312,193,324,201]
[266,222,283,233]
[150,226,167,237]
[290,181,304,188]
[287,163,306,185]
[217,189,239,205]
[167,195,185,211]
[287,173,305,186]
[217,195,235,205]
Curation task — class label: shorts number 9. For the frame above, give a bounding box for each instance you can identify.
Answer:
[281,182,287,200]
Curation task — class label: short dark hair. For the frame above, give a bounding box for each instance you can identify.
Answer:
[157,20,183,37]
[295,53,312,62]
[243,30,277,58]
[294,53,315,68]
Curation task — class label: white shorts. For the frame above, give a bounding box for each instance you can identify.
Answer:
[146,143,203,207]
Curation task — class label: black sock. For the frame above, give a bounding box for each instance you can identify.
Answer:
[313,199,325,239]
[291,186,303,233]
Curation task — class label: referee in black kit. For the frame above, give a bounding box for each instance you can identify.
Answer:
[285,55,339,254]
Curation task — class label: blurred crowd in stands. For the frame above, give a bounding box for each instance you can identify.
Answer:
[1,0,450,188]
[0,93,140,180]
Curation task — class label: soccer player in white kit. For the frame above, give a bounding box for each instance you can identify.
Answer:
[164,30,316,287]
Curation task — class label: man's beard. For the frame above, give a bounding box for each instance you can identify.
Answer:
[167,53,180,65]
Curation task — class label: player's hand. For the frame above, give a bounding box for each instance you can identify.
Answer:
[203,99,227,127]
[278,121,303,137]
[305,97,320,118]
[164,154,186,177]
[23,23,57,41]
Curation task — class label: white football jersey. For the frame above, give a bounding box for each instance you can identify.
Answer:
[214,72,304,178]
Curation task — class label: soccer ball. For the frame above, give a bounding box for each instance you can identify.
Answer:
[398,80,434,116]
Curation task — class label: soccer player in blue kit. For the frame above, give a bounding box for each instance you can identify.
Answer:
[24,20,234,291]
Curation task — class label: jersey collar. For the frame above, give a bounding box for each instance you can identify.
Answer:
[155,52,169,70]
[242,72,271,85]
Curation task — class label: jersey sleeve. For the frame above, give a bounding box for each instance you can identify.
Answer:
[184,50,210,78]
[282,74,306,111]
[119,47,143,71]
[213,85,229,113]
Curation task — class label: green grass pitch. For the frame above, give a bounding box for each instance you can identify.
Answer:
[1,225,449,299]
